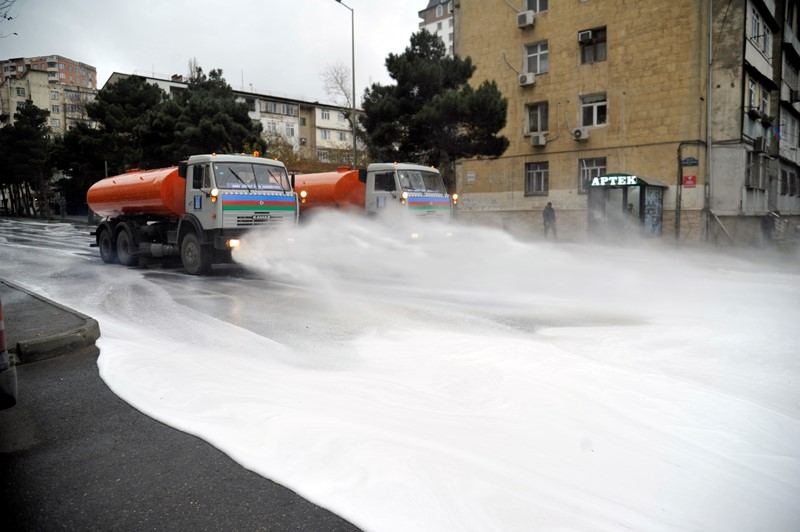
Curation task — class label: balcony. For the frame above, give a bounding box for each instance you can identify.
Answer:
[784,29,800,61]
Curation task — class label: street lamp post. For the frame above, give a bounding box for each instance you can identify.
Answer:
[334,0,357,168]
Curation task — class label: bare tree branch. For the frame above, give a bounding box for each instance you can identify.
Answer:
[321,62,352,108]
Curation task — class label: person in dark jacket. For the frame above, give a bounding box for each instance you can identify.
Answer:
[543,202,556,238]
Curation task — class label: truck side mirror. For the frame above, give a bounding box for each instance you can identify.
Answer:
[291,174,295,189]
[178,161,188,178]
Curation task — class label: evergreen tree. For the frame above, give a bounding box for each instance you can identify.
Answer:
[86,74,167,174]
[361,30,509,189]
[167,68,265,159]
[0,102,53,216]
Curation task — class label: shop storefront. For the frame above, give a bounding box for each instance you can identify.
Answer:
[587,173,667,238]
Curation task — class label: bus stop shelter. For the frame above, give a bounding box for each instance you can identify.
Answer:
[587,173,668,237]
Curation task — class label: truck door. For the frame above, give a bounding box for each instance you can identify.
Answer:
[365,170,398,215]
[186,163,215,230]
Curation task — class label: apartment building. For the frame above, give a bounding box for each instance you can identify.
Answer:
[104,73,362,166]
[453,0,800,244]
[419,0,456,56]
[0,67,96,135]
[1,55,96,88]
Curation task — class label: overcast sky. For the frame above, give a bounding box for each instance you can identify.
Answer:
[1,0,423,105]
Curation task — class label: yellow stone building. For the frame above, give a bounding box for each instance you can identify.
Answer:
[452,0,800,244]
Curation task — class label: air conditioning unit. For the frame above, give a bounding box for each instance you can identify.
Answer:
[578,30,593,43]
[517,10,535,28]
[571,127,590,141]
[753,136,766,153]
[531,133,547,147]
[519,72,536,87]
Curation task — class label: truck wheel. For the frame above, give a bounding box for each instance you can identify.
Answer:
[98,228,117,264]
[116,225,138,267]
[181,233,211,275]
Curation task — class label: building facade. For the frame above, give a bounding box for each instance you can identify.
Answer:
[105,73,363,167]
[419,0,456,56]
[453,0,800,244]
[1,55,97,88]
[0,67,96,135]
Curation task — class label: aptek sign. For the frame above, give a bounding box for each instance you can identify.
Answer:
[590,175,639,187]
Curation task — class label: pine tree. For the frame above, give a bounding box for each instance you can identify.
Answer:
[361,30,509,189]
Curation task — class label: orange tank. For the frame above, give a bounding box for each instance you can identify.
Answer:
[294,167,365,212]
[86,166,186,218]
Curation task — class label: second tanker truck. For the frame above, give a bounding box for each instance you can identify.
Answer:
[293,162,457,220]
[86,153,298,275]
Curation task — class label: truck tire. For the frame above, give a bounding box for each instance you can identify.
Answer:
[98,228,117,264]
[116,224,138,267]
[181,233,211,275]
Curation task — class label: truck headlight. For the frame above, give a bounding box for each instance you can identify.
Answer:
[227,238,240,249]
[401,191,408,205]
[452,193,459,205]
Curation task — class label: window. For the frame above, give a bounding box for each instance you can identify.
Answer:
[286,104,298,116]
[525,41,549,74]
[525,0,548,12]
[580,27,607,64]
[15,101,25,110]
[15,87,25,97]
[745,152,766,189]
[338,131,347,141]
[780,169,789,195]
[374,172,396,192]
[51,91,59,101]
[245,98,255,112]
[317,150,330,162]
[285,123,295,137]
[192,164,211,189]
[748,79,757,109]
[751,8,771,55]
[299,117,307,126]
[581,93,607,126]
[760,89,769,116]
[320,129,331,140]
[321,109,330,120]
[579,158,607,194]
[51,105,60,114]
[50,118,60,128]
[526,102,549,133]
[436,4,444,17]
[524,162,549,195]
[437,21,442,30]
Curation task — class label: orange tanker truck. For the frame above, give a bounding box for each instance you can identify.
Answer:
[87,153,298,275]
[294,162,457,220]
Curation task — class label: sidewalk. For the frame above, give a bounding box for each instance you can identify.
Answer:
[0,279,359,531]
[0,279,100,365]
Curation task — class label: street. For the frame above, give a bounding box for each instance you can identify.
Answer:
[1,215,799,531]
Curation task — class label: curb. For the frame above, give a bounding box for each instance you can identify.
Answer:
[0,279,101,365]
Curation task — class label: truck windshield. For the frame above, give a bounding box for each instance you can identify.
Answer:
[213,162,290,191]
[397,170,445,193]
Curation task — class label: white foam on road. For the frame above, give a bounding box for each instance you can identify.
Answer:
[2,215,798,531]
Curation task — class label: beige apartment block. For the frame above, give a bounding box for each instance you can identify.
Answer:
[454,0,708,242]
[453,0,799,244]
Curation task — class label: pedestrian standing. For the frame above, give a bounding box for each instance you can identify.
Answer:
[543,202,556,238]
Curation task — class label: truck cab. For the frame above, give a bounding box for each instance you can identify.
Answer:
[365,163,454,220]
[179,154,298,272]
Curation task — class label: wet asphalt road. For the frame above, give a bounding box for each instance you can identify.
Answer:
[0,346,360,532]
